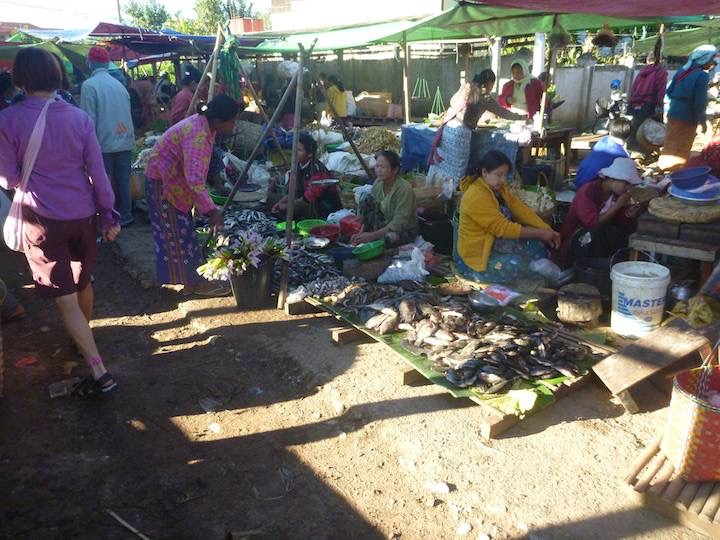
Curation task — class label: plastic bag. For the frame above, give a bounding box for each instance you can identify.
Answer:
[354,184,373,205]
[326,208,356,224]
[378,247,429,283]
[224,153,271,188]
[529,258,563,282]
[481,285,521,306]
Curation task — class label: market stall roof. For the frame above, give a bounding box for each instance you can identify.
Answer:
[14,22,264,57]
[634,27,720,56]
[378,3,705,43]
[463,0,720,17]
[235,2,705,54]
[234,17,423,54]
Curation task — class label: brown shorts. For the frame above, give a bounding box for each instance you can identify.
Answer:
[22,207,97,298]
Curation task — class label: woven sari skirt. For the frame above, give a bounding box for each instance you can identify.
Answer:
[146,177,203,286]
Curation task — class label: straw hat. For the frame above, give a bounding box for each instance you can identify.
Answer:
[599,157,642,185]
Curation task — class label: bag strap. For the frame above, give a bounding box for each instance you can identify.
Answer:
[17,98,53,194]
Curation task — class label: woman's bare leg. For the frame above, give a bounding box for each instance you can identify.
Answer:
[77,283,93,322]
[55,292,108,381]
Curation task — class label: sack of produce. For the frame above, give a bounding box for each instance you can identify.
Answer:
[661,340,720,481]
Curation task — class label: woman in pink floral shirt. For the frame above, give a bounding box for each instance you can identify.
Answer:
[145,95,239,295]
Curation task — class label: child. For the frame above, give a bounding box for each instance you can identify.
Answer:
[575,117,632,189]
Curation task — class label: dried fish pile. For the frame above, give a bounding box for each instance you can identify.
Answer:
[396,298,593,393]
[273,249,340,288]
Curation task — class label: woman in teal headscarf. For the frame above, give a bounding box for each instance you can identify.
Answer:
[659,44,718,171]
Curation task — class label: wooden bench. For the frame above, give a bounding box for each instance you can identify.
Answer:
[593,319,719,413]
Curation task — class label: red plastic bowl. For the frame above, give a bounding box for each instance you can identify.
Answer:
[309,224,340,242]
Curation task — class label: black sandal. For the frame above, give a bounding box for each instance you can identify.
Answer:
[72,373,118,398]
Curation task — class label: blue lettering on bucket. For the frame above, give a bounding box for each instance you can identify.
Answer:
[617,292,666,317]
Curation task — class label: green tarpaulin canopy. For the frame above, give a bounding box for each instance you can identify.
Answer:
[0,40,92,75]
[235,18,422,54]
[236,3,703,54]
[634,28,720,57]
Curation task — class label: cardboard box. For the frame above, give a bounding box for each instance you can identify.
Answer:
[355,92,392,117]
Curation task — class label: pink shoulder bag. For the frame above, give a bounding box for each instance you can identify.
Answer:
[3,98,52,252]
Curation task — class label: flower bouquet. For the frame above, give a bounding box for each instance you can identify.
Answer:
[198,231,288,308]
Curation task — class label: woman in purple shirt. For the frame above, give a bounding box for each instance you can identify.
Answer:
[0,48,121,397]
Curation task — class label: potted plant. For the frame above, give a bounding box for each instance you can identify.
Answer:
[198,231,288,309]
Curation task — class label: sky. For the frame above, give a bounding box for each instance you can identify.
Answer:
[1,0,271,29]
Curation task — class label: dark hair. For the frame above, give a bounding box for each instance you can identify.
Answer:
[0,72,12,95]
[468,150,512,177]
[12,48,62,92]
[609,117,632,141]
[197,94,241,122]
[51,53,72,91]
[328,74,345,92]
[375,150,401,170]
[472,69,496,87]
[181,65,201,86]
[298,132,318,158]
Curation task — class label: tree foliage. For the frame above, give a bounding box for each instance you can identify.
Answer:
[124,0,170,30]
[193,0,258,34]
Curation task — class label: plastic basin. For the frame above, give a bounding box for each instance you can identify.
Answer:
[297,219,327,237]
[352,239,384,261]
[670,166,712,190]
[310,224,340,242]
[329,246,356,262]
[209,191,228,205]
[276,221,296,232]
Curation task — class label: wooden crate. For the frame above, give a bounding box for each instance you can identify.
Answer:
[625,436,720,538]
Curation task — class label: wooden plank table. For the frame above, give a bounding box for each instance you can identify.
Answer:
[302,297,604,439]
[531,127,574,180]
[628,233,720,286]
[570,133,604,151]
[593,319,717,413]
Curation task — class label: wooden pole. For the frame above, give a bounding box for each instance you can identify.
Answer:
[277,43,308,309]
[306,62,373,179]
[233,50,290,168]
[186,25,223,117]
[208,24,224,101]
[402,33,411,124]
[490,37,501,94]
[217,69,301,217]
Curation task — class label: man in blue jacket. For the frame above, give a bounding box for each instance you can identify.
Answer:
[80,46,135,227]
[575,118,631,190]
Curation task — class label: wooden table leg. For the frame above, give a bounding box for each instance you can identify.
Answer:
[563,133,572,180]
[700,261,713,288]
[630,249,639,261]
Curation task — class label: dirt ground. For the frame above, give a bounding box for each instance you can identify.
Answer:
[0,224,706,539]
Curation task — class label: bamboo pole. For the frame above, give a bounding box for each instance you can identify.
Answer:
[208,24,224,102]
[232,49,290,168]
[277,43,308,309]
[402,33,411,124]
[217,69,301,217]
[186,25,223,117]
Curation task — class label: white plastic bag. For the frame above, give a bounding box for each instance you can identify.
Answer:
[326,208,355,224]
[378,247,429,283]
[354,184,373,205]
[529,258,563,281]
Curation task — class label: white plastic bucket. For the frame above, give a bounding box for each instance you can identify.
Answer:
[610,261,671,338]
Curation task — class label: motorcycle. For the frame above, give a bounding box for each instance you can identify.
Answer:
[592,79,628,134]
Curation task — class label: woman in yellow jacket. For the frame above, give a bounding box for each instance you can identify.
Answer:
[455,151,561,284]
